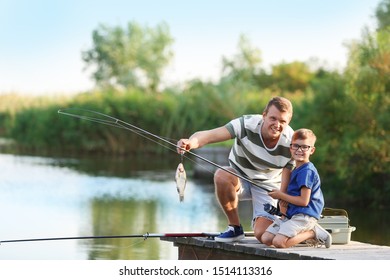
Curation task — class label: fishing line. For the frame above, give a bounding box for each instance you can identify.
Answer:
[58,108,211,177]
[99,238,147,252]
[59,108,178,153]
[58,108,272,192]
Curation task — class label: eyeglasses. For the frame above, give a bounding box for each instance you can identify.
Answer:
[290,144,312,151]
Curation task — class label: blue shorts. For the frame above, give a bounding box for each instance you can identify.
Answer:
[237,177,277,227]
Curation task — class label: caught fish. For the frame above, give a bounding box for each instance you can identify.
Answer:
[175,162,187,202]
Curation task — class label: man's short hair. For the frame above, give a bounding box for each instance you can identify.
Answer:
[263,96,293,117]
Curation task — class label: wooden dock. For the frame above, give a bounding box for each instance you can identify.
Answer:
[161,236,390,260]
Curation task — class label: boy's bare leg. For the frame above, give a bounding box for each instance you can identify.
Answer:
[273,230,315,248]
[254,217,273,242]
[261,231,276,246]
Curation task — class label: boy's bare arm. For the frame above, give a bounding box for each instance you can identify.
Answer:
[269,187,311,207]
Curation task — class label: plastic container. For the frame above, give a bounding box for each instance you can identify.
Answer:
[318,215,356,244]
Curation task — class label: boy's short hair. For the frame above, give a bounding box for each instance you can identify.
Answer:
[263,96,293,117]
[292,128,317,145]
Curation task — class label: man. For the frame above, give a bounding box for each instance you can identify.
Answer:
[177,96,294,242]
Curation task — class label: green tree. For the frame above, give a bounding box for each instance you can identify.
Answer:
[314,4,390,205]
[344,27,390,94]
[82,21,174,93]
[270,61,313,92]
[376,0,390,31]
[221,34,262,85]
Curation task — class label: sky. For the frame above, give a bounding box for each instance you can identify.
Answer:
[0,0,381,95]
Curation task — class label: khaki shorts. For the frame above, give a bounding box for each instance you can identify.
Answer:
[237,177,277,226]
[265,214,317,238]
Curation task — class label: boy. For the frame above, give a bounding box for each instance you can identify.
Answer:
[261,128,332,248]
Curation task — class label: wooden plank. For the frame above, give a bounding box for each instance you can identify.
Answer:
[161,236,390,260]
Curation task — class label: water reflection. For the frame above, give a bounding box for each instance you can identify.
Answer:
[339,205,390,246]
[0,153,225,260]
[0,153,389,260]
[86,198,161,260]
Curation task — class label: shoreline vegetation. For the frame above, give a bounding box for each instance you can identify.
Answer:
[0,85,388,209]
[1,1,389,208]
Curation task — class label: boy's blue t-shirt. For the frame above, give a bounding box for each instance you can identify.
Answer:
[286,162,324,219]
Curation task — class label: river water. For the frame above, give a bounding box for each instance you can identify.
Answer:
[0,152,389,260]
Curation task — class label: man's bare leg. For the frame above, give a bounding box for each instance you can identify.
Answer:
[214,168,241,226]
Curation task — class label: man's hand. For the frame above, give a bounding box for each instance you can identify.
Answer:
[176,139,191,154]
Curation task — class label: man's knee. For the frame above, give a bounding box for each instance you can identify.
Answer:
[213,168,238,188]
[213,168,224,184]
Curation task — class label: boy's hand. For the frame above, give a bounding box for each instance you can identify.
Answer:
[268,189,282,199]
[279,200,288,215]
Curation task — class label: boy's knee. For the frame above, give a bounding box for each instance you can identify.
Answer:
[272,235,288,248]
[260,232,273,246]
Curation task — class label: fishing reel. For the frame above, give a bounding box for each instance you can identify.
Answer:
[263,203,289,218]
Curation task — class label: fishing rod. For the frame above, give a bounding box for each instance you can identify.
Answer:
[57,108,272,193]
[264,203,290,219]
[0,232,255,244]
